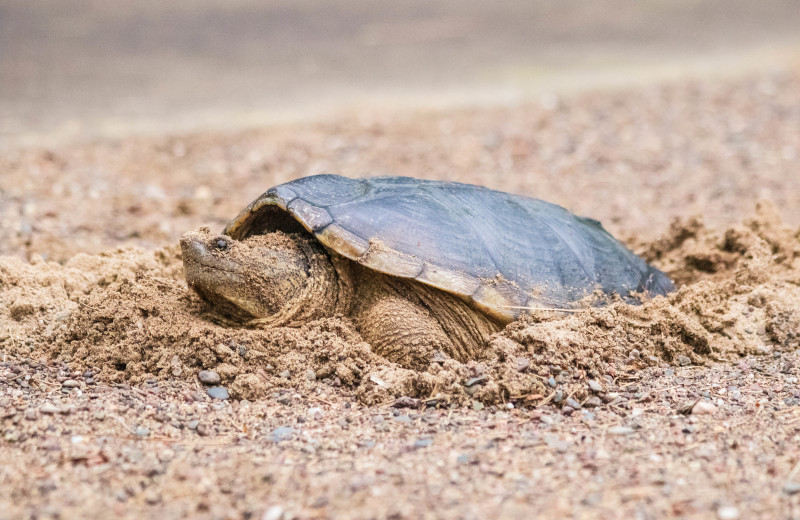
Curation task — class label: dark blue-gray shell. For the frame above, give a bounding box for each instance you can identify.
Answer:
[225,174,673,321]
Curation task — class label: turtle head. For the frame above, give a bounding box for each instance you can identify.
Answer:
[180,227,313,323]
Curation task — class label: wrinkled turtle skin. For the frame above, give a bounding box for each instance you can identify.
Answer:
[181,174,673,368]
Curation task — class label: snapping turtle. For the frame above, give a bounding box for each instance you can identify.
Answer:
[181,175,673,368]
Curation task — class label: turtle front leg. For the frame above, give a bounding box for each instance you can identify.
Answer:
[350,278,458,370]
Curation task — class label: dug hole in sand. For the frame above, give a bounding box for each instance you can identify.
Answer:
[2,201,798,408]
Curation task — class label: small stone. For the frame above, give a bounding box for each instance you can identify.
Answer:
[602,392,619,403]
[24,409,37,420]
[40,404,60,415]
[279,370,291,379]
[692,401,717,415]
[145,490,162,505]
[198,370,221,385]
[271,426,295,442]
[308,407,323,420]
[196,423,212,436]
[587,380,603,393]
[783,481,800,495]
[607,426,635,436]
[262,506,284,520]
[514,357,531,372]
[716,505,740,519]
[465,376,488,387]
[276,394,292,405]
[393,396,420,409]
[371,415,385,424]
[676,354,692,366]
[547,377,557,388]
[134,427,150,438]
[472,400,484,411]
[305,369,316,381]
[206,386,229,400]
[565,398,581,410]
[187,420,199,430]
[394,414,411,423]
[62,379,80,388]
[584,396,603,408]
[413,438,433,449]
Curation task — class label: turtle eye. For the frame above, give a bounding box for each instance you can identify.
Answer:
[213,237,230,251]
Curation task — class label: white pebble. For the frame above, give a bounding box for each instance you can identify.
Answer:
[692,401,717,415]
[717,505,740,519]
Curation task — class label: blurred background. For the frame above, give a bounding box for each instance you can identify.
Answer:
[1,0,800,261]
[3,0,800,147]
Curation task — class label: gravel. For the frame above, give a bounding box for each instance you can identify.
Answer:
[198,370,221,385]
[206,387,229,400]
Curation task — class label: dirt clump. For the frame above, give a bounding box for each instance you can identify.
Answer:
[2,203,798,407]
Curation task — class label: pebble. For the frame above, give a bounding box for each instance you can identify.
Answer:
[472,400,485,411]
[413,438,433,449]
[514,357,531,372]
[187,420,199,430]
[308,407,324,420]
[465,376,488,387]
[393,396,420,408]
[547,377,557,388]
[583,396,603,408]
[607,426,635,436]
[565,398,581,409]
[394,414,411,423]
[783,481,800,495]
[276,394,292,405]
[716,506,740,519]
[206,386,229,400]
[134,427,150,438]
[692,401,717,415]
[24,409,37,420]
[62,379,80,388]
[306,369,316,381]
[262,506,284,520]
[587,380,603,393]
[196,423,211,436]
[271,426,295,442]
[279,370,291,379]
[198,370,221,385]
[40,404,61,415]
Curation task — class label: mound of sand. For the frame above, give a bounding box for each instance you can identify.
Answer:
[1,202,798,406]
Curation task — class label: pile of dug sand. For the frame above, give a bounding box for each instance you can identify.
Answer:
[2,201,798,407]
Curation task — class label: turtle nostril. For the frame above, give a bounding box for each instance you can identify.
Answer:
[213,237,230,251]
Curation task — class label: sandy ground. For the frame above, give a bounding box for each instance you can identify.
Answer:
[2,66,800,519]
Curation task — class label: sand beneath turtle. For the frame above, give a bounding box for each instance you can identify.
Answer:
[2,200,797,407]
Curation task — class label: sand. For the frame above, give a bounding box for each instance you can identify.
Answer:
[2,69,800,519]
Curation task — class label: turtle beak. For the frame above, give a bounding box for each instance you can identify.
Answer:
[180,231,241,274]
